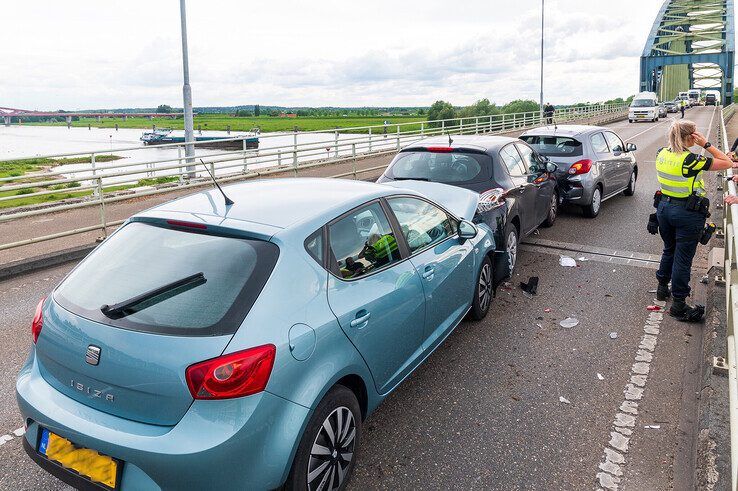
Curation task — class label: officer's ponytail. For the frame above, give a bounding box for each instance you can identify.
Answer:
[668,120,697,153]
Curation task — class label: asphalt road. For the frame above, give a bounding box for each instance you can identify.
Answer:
[0,107,720,490]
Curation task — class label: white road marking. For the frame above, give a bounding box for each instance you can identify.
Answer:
[595,301,666,490]
[702,105,717,156]
[624,120,670,142]
[0,427,25,446]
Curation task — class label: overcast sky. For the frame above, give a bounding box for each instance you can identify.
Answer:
[2,0,668,109]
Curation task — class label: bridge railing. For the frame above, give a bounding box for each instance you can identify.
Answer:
[0,102,628,252]
[722,102,738,490]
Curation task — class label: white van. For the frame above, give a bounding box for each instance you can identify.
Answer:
[629,92,659,122]
[688,89,701,106]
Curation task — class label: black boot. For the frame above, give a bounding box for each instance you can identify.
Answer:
[656,281,671,301]
[670,298,705,322]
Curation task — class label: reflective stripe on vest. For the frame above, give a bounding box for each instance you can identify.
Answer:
[655,148,706,197]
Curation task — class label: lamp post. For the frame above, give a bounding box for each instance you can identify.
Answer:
[539,0,545,123]
[179,0,195,177]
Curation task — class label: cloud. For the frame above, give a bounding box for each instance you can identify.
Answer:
[0,0,666,108]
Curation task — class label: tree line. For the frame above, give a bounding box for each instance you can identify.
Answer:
[426,97,633,126]
[149,96,635,120]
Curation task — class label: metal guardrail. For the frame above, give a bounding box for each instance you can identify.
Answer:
[0,102,628,251]
[721,102,738,490]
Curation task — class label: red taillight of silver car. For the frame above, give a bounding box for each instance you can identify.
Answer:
[568,159,594,175]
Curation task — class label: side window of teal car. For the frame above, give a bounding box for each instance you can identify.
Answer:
[304,229,323,264]
[387,197,457,254]
[328,202,401,280]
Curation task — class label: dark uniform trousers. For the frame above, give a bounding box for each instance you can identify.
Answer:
[655,199,706,299]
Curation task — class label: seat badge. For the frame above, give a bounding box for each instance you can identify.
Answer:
[85,346,101,366]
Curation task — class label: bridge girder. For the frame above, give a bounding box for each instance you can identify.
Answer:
[640,0,735,104]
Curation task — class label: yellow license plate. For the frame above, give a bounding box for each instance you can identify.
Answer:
[38,428,119,489]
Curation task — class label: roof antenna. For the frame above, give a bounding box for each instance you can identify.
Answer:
[199,159,234,206]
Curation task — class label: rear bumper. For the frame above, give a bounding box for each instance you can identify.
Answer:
[556,175,593,205]
[16,350,310,490]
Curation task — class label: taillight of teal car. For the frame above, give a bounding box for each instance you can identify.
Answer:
[17,178,500,490]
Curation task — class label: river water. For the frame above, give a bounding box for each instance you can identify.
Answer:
[0,125,399,185]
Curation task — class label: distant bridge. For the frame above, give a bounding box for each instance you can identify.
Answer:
[0,107,184,126]
[640,0,735,103]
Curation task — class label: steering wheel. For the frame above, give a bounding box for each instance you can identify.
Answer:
[428,224,449,242]
[450,160,468,175]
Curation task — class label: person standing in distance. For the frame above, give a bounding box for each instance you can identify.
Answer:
[654,120,734,321]
[680,99,686,119]
[543,102,555,125]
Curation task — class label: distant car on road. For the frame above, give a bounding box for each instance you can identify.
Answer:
[519,125,638,218]
[658,103,668,118]
[16,178,499,491]
[705,93,718,106]
[664,101,678,113]
[377,135,559,273]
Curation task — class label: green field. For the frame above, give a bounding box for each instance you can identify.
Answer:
[32,114,428,134]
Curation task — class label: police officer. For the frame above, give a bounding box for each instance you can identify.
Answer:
[654,120,734,321]
[680,99,686,119]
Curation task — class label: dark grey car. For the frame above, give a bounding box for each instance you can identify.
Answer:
[377,135,559,273]
[519,125,638,218]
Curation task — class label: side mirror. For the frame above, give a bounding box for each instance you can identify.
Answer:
[546,162,558,173]
[626,143,637,152]
[458,220,477,241]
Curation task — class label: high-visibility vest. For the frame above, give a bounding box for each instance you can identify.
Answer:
[366,234,398,261]
[655,148,706,197]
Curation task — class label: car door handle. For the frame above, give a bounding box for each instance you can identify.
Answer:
[421,266,435,280]
[350,311,371,328]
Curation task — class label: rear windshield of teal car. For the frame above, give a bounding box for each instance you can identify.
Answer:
[54,222,279,336]
[386,151,491,184]
[519,135,583,158]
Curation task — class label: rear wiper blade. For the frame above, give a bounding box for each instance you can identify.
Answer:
[393,177,431,182]
[101,272,206,319]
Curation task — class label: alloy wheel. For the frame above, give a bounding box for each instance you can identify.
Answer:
[548,194,557,222]
[478,262,492,312]
[506,230,518,272]
[591,188,602,214]
[307,406,356,491]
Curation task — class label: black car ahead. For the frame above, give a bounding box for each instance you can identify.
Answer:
[377,135,559,276]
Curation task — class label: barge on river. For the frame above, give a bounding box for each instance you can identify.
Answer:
[140,128,259,150]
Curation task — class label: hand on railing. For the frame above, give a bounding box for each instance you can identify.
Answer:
[726,176,738,205]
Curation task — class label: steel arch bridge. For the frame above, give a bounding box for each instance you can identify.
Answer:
[640,0,735,104]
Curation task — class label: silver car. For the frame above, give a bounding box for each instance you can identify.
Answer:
[519,125,638,217]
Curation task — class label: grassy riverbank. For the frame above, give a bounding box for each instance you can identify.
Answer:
[0,154,126,208]
[0,154,123,179]
[31,114,426,133]
[0,183,132,209]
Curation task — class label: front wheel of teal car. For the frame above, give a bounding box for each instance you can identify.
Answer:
[470,256,493,320]
[285,385,362,491]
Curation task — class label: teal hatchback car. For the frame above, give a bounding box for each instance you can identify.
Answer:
[17,178,502,490]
